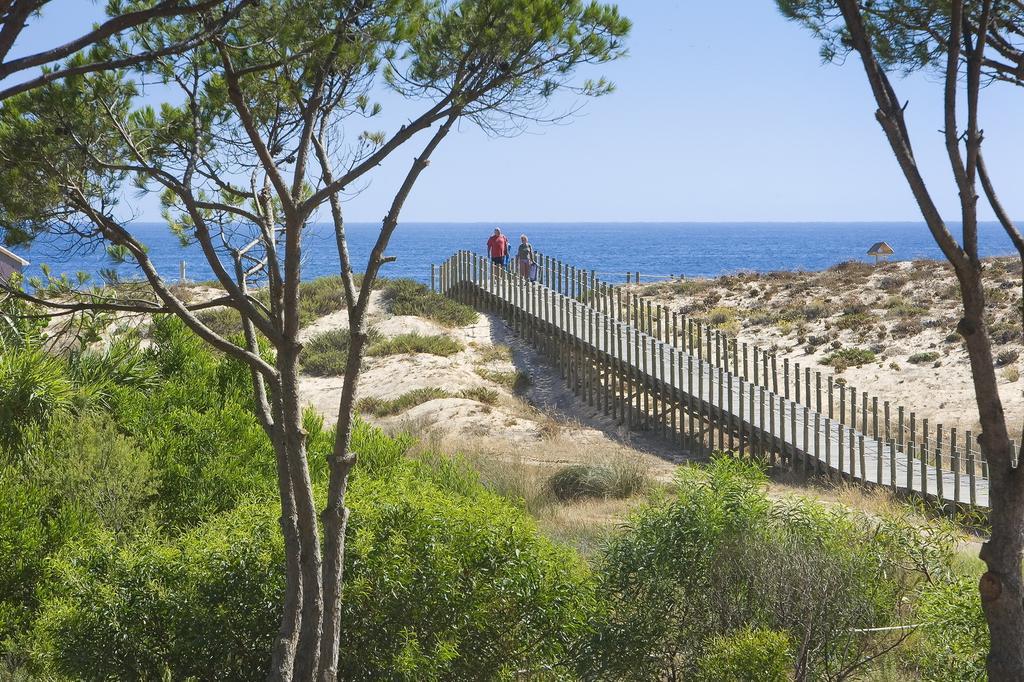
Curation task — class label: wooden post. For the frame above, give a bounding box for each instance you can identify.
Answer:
[689,355,696,450]
[967,430,976,507]
[828,376,834,421]
[771,354,778,394]
[935,423,944,503]
[951,426,960,505]
[728,371,734,452]
[839,384,846,427]
[738,376,745,457]
[815,372,822,413]
[838,421,845,477]
[743,343,749,381]
[718,366,725,451]
[783,359,790,400]
[889,439,897,492]
[825,417,832,474]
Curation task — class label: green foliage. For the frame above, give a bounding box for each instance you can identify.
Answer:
[381,279,478,327]
[367,332,464,358]
[546,458,649,501]
[696,628,792,682]
[31,455,593,680]
[578,456,957,681]
[300,328,380,377]
[458,386,500,405]
[908,351,941,365]
[358,387,450,417]
[823,346,876,370]
[475,367,531,392]
[836,310,874,330]
[911,574,988,681]
[0,347,75,453]
[33,504,285,680]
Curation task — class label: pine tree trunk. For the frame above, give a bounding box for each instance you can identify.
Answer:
[267,413,304,681]
[959,273,1024,680]
[276,351,324,680]
[317,324,368,680]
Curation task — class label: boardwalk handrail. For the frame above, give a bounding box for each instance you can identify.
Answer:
[435,249,1011,487]
[432,250,991,510]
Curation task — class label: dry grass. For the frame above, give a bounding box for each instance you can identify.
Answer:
[473,343,514,364]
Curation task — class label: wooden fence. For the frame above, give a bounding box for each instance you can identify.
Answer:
[433,250,993,510]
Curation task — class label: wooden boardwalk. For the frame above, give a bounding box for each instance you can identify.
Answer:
[434,250,990,509]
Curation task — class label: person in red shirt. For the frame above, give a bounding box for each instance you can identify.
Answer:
[486,228,510,267]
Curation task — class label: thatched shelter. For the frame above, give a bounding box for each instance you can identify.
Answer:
[866,241,894,264]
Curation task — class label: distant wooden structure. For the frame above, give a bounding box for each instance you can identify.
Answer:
[0,245,29,280]
[867,241,894,265]
[434,249,995,510]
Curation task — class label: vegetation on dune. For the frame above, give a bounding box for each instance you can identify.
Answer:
[1,319,592,679]
[475,367,532,393]
[546,457,650,502]
[301,329,463,376]
[822,347,876,371]
[381,279,479,327]
[357,387,451,417]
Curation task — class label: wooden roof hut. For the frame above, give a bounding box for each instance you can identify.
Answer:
[867,241,894,264]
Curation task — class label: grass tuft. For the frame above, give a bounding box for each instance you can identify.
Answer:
[546,455,650,502]
[459,386,500,405]
[908,351,941,365]
[358,387,450,417]
[381,279,478,327]
[366,333,463,358]
[475,367,531,393]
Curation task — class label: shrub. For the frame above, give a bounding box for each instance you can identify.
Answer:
[909,575,987,682]
[358,387,451,417]
[381,279,478,327]
[1005,366,1021,383]
[366,333,463,358]
[891,318,924,337]
[996,348,1019,367]
[578,457,959,682]
[836,310,874,330]
[475,367,531,392]
[458,386,500,405]
[696,628,792,682]
[474,343,513,363]
[546,456,650,501]
[300,328,385,376]
[990,321,1020,345]
[908,351,941,365]
[195,306,243,336]
[706,306,736,327]
[0,348,75,453]
[33,452,593,680]
[823,347,875,369]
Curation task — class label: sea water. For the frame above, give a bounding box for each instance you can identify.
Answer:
[13,221,1018,285]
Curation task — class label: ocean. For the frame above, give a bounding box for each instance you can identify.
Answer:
[12,221,1019,286]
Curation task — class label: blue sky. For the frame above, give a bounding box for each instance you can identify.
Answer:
[13,1,1024,223]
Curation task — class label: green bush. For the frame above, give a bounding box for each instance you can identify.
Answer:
[546,457,649,501]
[458,386,500,405]
[823,347,876,370]
[910,574,987,681]
[0,347,75,453]
[367,333,464,358]
[300,328,363,376]
[696,628,792,682]
[358,387,450,417]
[908,351,941,365]
[475,367,531,392]
[381,279,478,327]
[32,454,593,681]
[577,457,956,681]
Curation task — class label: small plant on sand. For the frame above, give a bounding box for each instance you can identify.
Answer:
[381,279,478,327]
[301,328,383,376]
[459,386,500,405]
[546,454,650,501]
[908,351,941,365]
[836,311,874,330]
[989,322,1020,345]
[357,387,450,417]
[475,343,513,363]
[195,307,243,337]
[1003,366,1020,383]
[996,349,1020,367]
[823,348,876,370]
[476,368,531,393]
[366,333,463,358]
